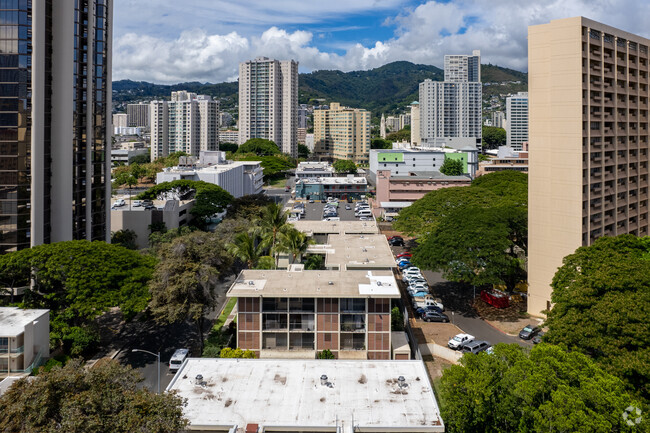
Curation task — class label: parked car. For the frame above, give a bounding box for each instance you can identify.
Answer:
[519,325,541,340]
[462,340,491,355]
[410,290,430,298]
[416,305,443,317]
[387,235,403,242]
[396,252,412,259]
[422,310,450,323]
[532,331,545,344]
[169,348,189,372]
[402,266,420,274]
[132,200,142,207]
[112,199,126,207]
[398,261,412,270]
[345,204,351,210]
[412,296,443,311]
[142,199,153,206]
[308,199,315,203]
[359,216,371,221]
[448,333,475,350]
[388,237,405,246]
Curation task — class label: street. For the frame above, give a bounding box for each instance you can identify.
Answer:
[115,274,236,392]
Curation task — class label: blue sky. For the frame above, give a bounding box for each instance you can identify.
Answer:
[113,0,650,84]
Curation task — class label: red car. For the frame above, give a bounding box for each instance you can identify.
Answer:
[396,252,412,259]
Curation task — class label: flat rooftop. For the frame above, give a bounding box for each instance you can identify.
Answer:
[0,307,49,336]
[291,219,379,235]
[227,270,400,298]
[296,177,367,185]
[166,358,444,432]
[325,234,396,270]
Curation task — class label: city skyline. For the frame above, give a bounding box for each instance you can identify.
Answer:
[113,0,650,84]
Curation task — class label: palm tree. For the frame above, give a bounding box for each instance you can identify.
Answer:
[276,229,314,265]
[226,231,264,269]
[255,202,290,267]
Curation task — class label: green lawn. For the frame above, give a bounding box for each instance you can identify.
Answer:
[202,298,237,357]
[266,177,287,188]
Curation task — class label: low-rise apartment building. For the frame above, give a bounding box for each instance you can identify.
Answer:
[156,152,263,198]
[110,199,195,249]
[476,145,529,176]
[295,161,335,179]
[0,307,49,378]
[369,148,478,182]
[227,268,400,360]
[374,170,472,218]
[166,358,444,432]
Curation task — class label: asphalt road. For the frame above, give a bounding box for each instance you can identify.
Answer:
[116,274,236,392]
[391,243,531,348]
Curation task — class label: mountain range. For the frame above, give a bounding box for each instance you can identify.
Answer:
[113,61,527,116]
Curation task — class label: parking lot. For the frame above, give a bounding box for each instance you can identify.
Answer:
[292,200,371,222]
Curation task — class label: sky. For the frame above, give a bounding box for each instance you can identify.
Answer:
[113,0,650,84]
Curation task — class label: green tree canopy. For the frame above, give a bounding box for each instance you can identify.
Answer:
[219,347,256,358]
[226,231,265,269]
[440,343,642,433]
[149,231,234,352]
[482,125,506,149]
[128,153,151,165]
[3,241,155,324]
[137,179,233,225]
[0,359,187,432]
[298,144,311,159]
[371,138,393,149]
[276,228,314,264]
[545,235,650,402]
[386,128,410,142]
[232,154,296,178]
[439,158,465,176]
[333,159,357,174]
[412,206,527,291]
[225,194,274,220]
[219,142,238,153]
[236,138,280,156]
[394,171,528,237]
[111,229,138,250]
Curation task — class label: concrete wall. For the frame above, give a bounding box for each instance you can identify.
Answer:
[419,343,463,364]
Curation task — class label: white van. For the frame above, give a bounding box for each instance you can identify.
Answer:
[169,348,189,372]
[356,209,372,218]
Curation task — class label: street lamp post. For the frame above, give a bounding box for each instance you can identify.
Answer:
[132,349,160,394]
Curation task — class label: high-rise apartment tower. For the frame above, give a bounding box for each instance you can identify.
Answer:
[313,103,371,164]
[238,57,298,157]
[127,102,150,128]
[506,92,529,151]
[419,51,482,148]
[528,17,649,315]
[150,91,219,160]
[0,0,113,253]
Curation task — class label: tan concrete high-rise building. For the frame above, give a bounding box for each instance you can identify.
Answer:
[313,103,371,164]
[528,17,649,315]
[410,102,421,146]
[238,57,298,157]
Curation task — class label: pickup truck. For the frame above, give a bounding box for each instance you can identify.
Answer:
[448,333,475,350]
[412,295,444,311]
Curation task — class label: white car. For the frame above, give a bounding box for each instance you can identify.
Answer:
[132,200,142,207]
[448,334,475,350]
[112,199,126,207]
[402,266,421,275]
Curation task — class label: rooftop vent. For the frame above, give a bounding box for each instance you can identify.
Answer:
[376,281,382,286]
[328,281,334,285]
[248,281,255,286]
[320,374,328,385]
[398,376,408,388]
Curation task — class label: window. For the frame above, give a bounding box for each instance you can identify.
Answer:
[340,298,365,312]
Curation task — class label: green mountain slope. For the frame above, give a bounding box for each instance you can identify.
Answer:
[113,61,527,116]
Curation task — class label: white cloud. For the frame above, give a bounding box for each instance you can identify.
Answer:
[113,0,650,83]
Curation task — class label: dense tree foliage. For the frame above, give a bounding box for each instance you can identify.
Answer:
[298,144,311,159]
[371,138,393,149]
[219,142,238,153]
[400,171,528,290]
[386,128,410,142]
[149,231,234,352]
[219,347,256,358]
[545,235,650,402]
[225,194,274,220]
[333,159,357,174]
[276,228,314,264]
[482,126,507,149]
[440,344,641,433]
[236,138,280,156]
[138,179,233,226]
[0,241,155,353]
[110,229,138,250]
[439,158,465,176]
[413,206,527,291]
[128,153,151,165]
[0,359,187,432]
[395,171,527,236]
[227,231,265,269]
